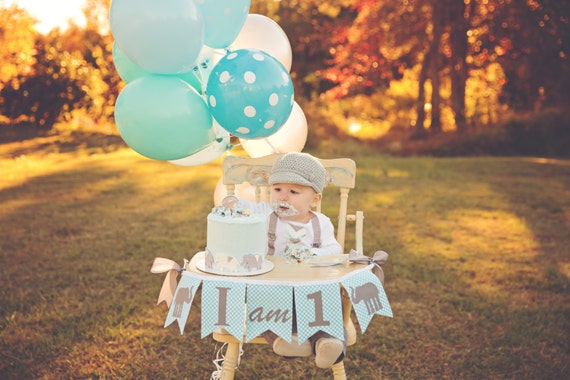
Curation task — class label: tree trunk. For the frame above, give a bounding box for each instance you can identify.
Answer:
[413,50,430,138]
[430,1,443,134]
[449,0,469,133]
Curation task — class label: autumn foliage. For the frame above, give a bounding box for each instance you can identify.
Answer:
[0,0,568,148]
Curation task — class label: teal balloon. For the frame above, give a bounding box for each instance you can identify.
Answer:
[176,70,203,93]
[110,0,204,74]
[196,0,251,48]
[112,42,148,83]
[112,41,202,92]
[206,49,294,139]
[114,75,215,160]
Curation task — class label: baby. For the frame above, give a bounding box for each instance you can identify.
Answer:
[222,152,345,368]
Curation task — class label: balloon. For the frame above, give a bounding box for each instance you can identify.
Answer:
[114,75,215,161]
[206,49,294,139]
[189,45,227,91]
[110,0,204,74]
[213,177,258,205]
[112,41,149,83]
[112,42,202,92]
[240,102,308,158]
[196,0,251,48]
[231,14,293,72]
[169,123,230,166]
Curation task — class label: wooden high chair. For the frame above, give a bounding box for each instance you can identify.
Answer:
[213,153,364,380]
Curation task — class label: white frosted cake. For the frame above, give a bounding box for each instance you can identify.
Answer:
[203,206,269,275]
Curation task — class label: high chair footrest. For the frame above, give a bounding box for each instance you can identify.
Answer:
[213,329,268,345]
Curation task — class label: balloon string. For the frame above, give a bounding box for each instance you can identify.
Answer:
[199,48,228,95]
[265,139,280,154]
[210,342,244,380]
[197,69,207,94]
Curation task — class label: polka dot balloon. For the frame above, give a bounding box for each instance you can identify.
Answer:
[206,49,294,139]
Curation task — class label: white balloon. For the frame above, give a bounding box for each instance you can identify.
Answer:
[169,122,230,166]
[194,45,227,88]
[168,135,229,167]
[240,102,308,158]
[231,14,293,72]
[213,177,258,205]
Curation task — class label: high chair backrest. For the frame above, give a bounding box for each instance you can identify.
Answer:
[222,153,363,254]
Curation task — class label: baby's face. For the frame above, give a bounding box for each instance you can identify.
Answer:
[270,183,321,223]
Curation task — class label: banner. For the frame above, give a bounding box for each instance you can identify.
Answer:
[245,284,293,342]
[201,279,247,339]
[155,264,393,340]
[165,274,201,334]
[341,270,393,333]
[294,283,344,343]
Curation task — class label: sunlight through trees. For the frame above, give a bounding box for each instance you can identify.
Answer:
[0,0,568,140]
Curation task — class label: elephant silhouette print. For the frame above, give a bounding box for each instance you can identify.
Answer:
[173,286,194,318]
[350,282,383,315]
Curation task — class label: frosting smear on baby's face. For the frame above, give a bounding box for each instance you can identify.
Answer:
[270,183,322,223]
[272,201,299,218]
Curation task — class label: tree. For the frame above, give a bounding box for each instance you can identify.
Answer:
[490,0,570,110]
[0,5,37,98]
[0,0,116,129]
[429,0,443,133]
[446,0,469,132]
[297,0,570,134]
[1,34,96,129]
[319,0,420,99]
[250,0,360,98]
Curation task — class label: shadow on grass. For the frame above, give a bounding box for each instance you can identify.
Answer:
[1,144,569,379]
[351,156,569,379]
[0,123,46,143]
[0,155,224,379]
[0,126,127,159]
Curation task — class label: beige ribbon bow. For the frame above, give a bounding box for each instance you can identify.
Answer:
[349,250,389,284]
[150,257,184,307]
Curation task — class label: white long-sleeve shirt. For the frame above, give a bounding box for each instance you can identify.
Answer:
[237,198,342,257]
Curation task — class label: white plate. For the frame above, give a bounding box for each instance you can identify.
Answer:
[194,256,274,277]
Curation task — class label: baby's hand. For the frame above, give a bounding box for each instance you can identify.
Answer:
[285,245,315,263]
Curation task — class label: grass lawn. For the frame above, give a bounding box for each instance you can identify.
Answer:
[0,132,568,379]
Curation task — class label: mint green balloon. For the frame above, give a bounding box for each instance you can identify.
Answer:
[110,0,204,74]
[197,0,251,48]
[112,42,149,83]
[114,75,214,160]
[112,41,202,92]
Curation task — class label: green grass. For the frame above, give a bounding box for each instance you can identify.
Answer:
[0,133,569,379]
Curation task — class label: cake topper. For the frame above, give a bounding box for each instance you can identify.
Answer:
[212,195,251,217]
[221,195,240,210]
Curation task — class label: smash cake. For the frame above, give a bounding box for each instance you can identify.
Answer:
[198,199,273,276]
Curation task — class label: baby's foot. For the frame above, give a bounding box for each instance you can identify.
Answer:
[314,337,344,368]
[272,334,311,357]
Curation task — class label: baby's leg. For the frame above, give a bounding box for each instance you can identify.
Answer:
[263,330,311,357]
[310,329,346,368]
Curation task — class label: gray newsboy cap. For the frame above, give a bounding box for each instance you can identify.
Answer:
[269,152,326,193]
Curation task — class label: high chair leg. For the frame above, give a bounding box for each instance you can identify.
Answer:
[220,342,240,380]
[332,361,347,380]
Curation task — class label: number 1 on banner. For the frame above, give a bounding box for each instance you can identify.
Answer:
[295,284,344,343]
[307,291,330,327]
